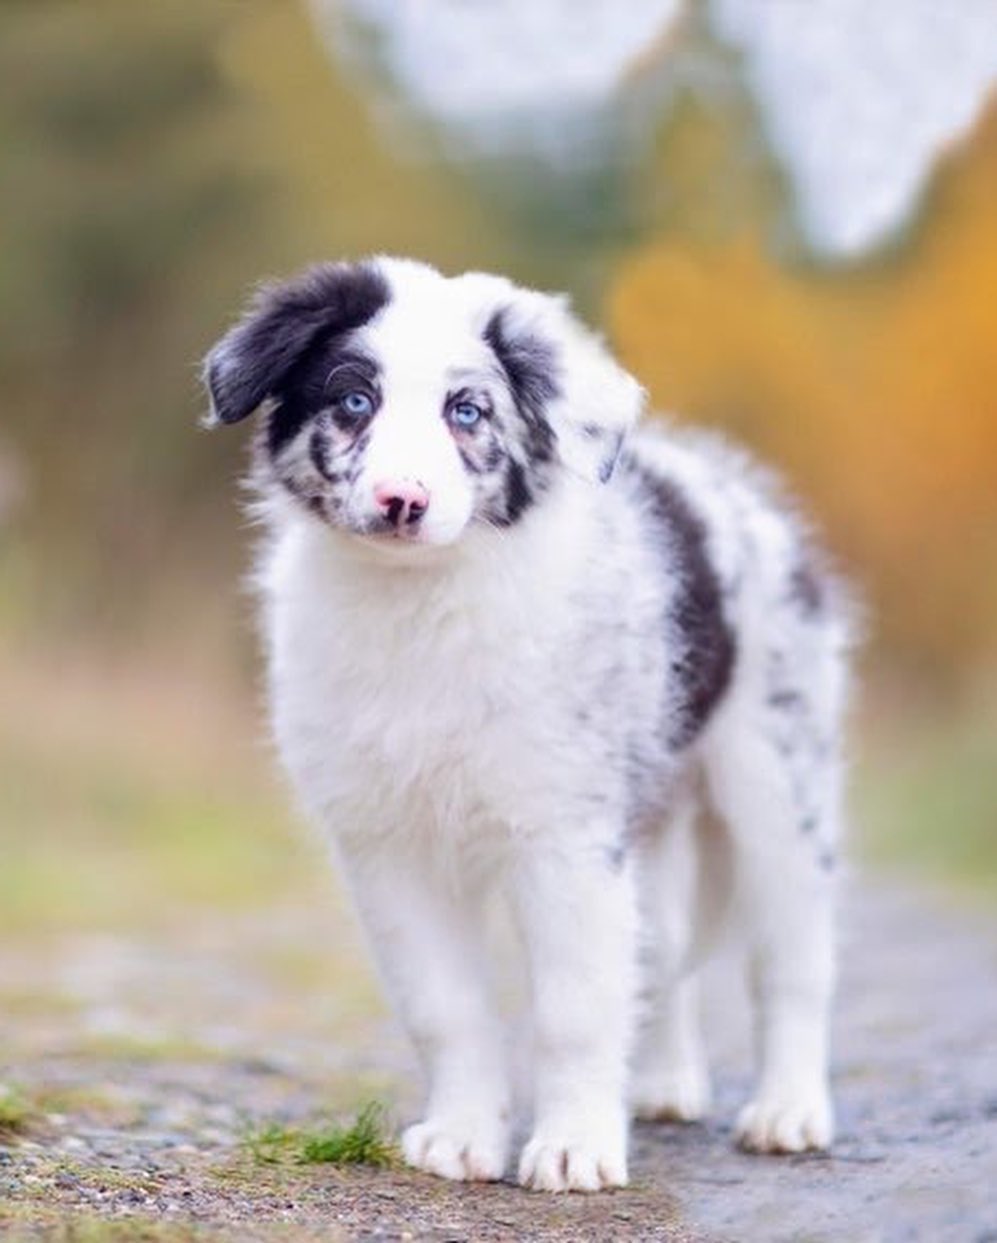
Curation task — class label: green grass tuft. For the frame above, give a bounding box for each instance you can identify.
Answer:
[241,1120,302,1166]
[242,1102,398,1170]
[297,1102,397,1167]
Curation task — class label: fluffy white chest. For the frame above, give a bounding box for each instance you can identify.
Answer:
[261,518,579,845]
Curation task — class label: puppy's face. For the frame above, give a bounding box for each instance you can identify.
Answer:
[250,278,557,547]
[204,258,642,551]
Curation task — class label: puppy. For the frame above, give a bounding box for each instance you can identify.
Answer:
[203,257,854,1192]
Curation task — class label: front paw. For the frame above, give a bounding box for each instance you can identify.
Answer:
[518,1123,627,1192]
[735,1085,833,1154]
[402,1115,508,1182]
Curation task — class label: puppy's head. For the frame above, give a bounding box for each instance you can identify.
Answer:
[203,257,643,549]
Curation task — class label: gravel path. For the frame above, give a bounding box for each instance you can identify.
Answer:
[2,878,995,1242]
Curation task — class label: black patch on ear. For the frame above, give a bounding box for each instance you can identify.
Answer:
[629,459,737,748]
[483,308,558,465]
[204,261,390,426]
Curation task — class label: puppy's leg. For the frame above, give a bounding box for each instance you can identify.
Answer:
[703,714,840,1154]
[631,793,711,1123]
[339,843,509,1181]
[513,838,636,1192]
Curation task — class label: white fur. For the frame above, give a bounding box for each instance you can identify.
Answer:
[235,260,854,1191]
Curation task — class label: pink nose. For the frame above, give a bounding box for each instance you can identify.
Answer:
[373,478,430,527]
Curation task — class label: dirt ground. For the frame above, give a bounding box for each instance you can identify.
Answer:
[1,873,995,1243]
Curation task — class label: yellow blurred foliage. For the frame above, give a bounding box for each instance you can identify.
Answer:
[218,2,507,274]
[609,107,997,673]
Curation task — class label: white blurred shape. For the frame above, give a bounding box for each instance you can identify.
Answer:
[311,0,685,159]
[309,0,997,257]
[711,0,997,257]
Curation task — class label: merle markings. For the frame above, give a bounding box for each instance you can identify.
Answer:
[628,459,737,749]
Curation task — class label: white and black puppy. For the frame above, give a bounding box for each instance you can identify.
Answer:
[203,257,854,1193]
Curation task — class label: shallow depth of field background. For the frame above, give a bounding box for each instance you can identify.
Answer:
[1,0,995,969]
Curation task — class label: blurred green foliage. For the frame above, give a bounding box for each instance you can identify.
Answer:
[0,2,277,643]
[0,1,523,650]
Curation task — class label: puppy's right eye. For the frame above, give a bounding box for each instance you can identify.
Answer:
[339,391,373,418]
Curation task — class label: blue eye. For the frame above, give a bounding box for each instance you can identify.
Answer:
[340,390,373,418]
[451,401,482,428]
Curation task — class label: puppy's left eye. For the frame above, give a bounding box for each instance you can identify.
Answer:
[450,401,483,429]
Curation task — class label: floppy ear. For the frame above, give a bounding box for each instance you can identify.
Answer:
[474,281,644,482]
[201,260,390,426]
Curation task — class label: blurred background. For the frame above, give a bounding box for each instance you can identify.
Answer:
[1,0,995,994]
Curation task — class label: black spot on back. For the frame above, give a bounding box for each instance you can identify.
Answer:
[629,460,737,748]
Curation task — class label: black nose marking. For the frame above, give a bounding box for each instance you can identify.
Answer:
[385,496,404,526]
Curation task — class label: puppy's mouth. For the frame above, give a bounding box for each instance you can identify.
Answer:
[357,515,429,543]
[346,511,469,554]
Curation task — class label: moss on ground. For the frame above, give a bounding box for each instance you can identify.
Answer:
[0,1204,339,1242]
[0,1207,207,1243]
[0,1083,36,1137]
[30,1084,138,1127]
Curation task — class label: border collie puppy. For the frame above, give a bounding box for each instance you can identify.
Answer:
[203,257,854,1192]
